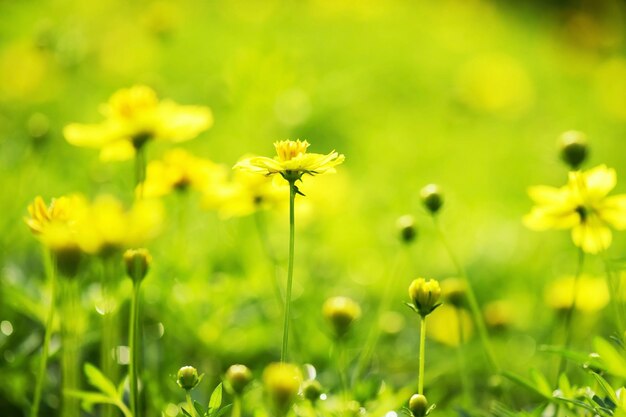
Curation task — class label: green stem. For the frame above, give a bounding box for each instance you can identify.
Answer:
[432,216,500,373]
[101,258,119,417]
[556,246,585,380]
[129,283,142,417]
[61,278,80,417]
[456,308,472,406]
[232,396,242,417]
[30,249,57,417]
[418,315,426,395]
[185,391,197,417]
[281,180,296,362]
[135,146,146,200]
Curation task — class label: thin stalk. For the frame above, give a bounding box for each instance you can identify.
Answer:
[129,283,142,417]
[418,316,426,395]
[30,249,57,417]
[185,391,197,417]
[455,308,472,406]
[280,180,296,362]
[61,278,80,417]
[135,146,146,200]
[232,396,242,417]
[432,216,500,373]
[101,258,119,417]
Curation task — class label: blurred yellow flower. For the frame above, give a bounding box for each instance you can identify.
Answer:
[142,148,226,198]
[204,165,286,218]
[75,195,163,255]
[262,362,302,413]
[64,85,213,161]
[26,195,76,235]
[233,139,344,182]
[426,304,473,347]
[524,164,626,253]
[545,274,609,313]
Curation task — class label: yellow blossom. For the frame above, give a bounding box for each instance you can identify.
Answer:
[408,278,442,317]
[524,164,626,253]
[233,139,345,182]
[262,362,302,414]
[545,274,609,313]
[26,195,77,235]
[64,85,213,161]
[142,148,226,198]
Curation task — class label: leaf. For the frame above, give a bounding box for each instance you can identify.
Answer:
[181,408,193,417]
[502,371,550,400]
[208,383,223,412]
[118,375,128,399]
[193,400,206,417]
[64,389,116,406]
[591,372,619,405]
[84,363,119,399]
[594,338,626,379]
[530,368,552,397]
[212,404,232,417]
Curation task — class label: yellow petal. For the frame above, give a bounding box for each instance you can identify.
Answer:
[527,185,568,205]
[580,164,616,200]
[156,102,213,143]
[599,194,626,229]
[571,218,612,254]
[99,140,136,161]
[64,122,121,148]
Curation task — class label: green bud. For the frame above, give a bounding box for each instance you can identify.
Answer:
[263,363,302,415]
[409,278,442,317]
[322,296,362,339]
[420,184,443,214]
[397,215,417,244]
[177,366,200,391]
[559,130,588,169]
[409,394,429,417]
[225,364,253,395]
[302,379,323,403]
[124,248,152,283]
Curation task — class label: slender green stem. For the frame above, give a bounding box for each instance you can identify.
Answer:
[232,396,242,417]
[432,216,500,373]
[455,308,472,406]
[30,249,57,417]
[556,247,585,380]
[418,315,426,395]
[61,278,80,417]
[281,180,296,362]
[135,146,146,200]
[101,258,119,417]
[129,283,142,417]
[185,391,197,417]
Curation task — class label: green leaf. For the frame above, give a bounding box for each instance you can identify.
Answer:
[84,364,119,399]
[181,408,193,417]
[212,404,232,417]
[193,400,206,417]
[64,389,116,406]
[594,337,626,379]
[208,383,223,412]
[591,372,619,405]
[530,368,552,397]
[502,371,550,400]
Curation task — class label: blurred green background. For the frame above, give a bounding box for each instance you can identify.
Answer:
[2,0,626,416]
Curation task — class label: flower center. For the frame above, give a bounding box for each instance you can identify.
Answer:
[274,140,310,162]
[575,205,588,222]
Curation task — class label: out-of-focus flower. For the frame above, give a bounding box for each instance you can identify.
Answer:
[204,165,286,218]
[545,274,609,313]
[524,165,626,253]
[322,296,361,339]
[142,148,226,198]
[224,364,253,395]
[483,300,515,330]
[426,304,472,346]
[262,363,302,414]
[64,85,212,161]
[234,140,344,183]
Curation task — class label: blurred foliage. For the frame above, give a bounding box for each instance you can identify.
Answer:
[3,0,626,416]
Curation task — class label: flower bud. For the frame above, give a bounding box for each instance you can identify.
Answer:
[397,215,417,244]
[225,364,253,396]
[124,248,152,283]
[302,379,323,403]
[409,394,429,417]
[409,278,442,317]
[177,365,200,391]
[263,363,302,415]
[322,296,362,339]
[440,278,466,308]
[559,130,588,169]
[420,184,443,214]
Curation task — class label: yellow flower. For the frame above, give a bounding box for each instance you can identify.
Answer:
[204,164,286,218]
[64,85,213,161]
[408,278,442,317]
[262,363,302,414]
[26,195,76,235]
[233,139,345,182]
[142,148,226,198]
[545,274,609,313]
[524,164,626,253]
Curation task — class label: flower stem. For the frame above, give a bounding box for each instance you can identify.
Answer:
[281,180,296,362]
[129,282,142,417]
[418,315,426,395]
[185,391,197,417]
[30,249,56,417]
[135,146,146,200]
[432,216,500,373]
[232,396,242,417]
[60,277,80,417]
[101,258,119,417]
[455,308,472,406]
[556,246,585,380]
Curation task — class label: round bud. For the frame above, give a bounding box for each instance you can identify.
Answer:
[440,278,466,308]
[177,366,200,391]
[420,184,444,214]
[263,363,303,415]
[322,296,362,339]
[409,278,442,317]
[302,379,323,403]
[397,215,417,244]
[124,248,152,283]
[409,394,429,417]
[559,130,588,169]
[225,364,253,395]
